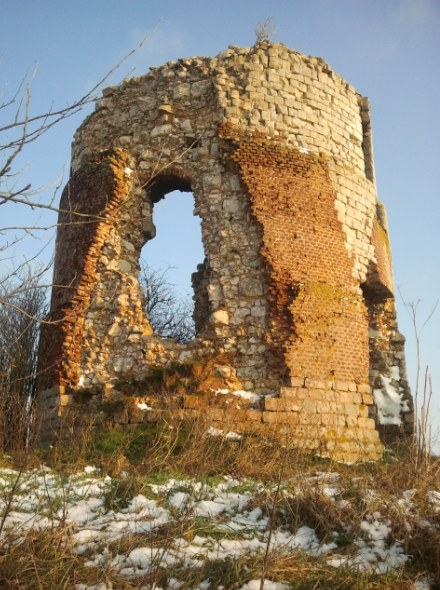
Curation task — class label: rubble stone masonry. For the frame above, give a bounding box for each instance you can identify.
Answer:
[37,42,413,461]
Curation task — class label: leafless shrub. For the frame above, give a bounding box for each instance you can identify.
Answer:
[0,33,154,211]
[399,290,438,471]
[0,271,47,451]
[0,30,156,328]
[140,262,195,343]
[255,18,277,43]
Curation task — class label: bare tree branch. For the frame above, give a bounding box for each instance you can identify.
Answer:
[140,263,195,343]
[0,25,159,208]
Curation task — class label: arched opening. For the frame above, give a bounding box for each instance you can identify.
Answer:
[139,177,205,343]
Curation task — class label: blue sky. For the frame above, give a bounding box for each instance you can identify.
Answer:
[1,0,439,442]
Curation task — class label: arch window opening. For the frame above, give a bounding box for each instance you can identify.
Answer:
[139,189,204,343]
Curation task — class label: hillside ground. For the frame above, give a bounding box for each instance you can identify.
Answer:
[0,416,439,590]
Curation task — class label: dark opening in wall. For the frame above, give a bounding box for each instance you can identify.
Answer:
[139,182,204,343]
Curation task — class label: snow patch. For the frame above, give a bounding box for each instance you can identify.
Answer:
[137,402,153,411]
[168,491,192,510]
[328,514,408,573]
[215,389,261,403]
[0,466,427,585]
[414,576,433,590]
[427,490,440,511]
[373,375,409,425]
[206,426,242,440]
[238,580,291,590]
[389,365,401,381]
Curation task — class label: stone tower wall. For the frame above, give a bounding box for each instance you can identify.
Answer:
[37,42,413,460]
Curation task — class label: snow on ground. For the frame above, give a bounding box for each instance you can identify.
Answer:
[0,463,438,588]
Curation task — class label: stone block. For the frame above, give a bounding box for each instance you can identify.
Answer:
[308,389,326,401]
[262,411,299,425]
[362,393,374,405]
[315,400,331,413]
[345,415,357,427]
[335,381,350,392]
[357,417,376,430]
[298,413,322,425]
[358,404,369,417]
[212,310,229,325]
[205,408,225,421]
[264,397,300,412]
[279,386,298,397]
[143,410,160,423]
[225,408,262,422]
[128,406,144,424]
[344,403,359,417]
[60,394,72,407]
[357,384,371,394]
[184,395,208,410]
[289,377,306,388]
[114,408,128,425]
[320,413,336,426]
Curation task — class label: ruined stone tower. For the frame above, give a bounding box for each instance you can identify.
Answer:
[37,42,413,461]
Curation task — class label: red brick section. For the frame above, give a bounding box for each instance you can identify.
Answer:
[219,124,370,386]
[38,149,133,391]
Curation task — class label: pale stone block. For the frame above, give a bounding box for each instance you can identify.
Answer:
[150,124,172,137]
[358,404,369,417]
[203,173,222,190]
[298,413,322,425]
[357,384,371,394]
[320,413,336,426]
[117,260,131,273]
[345,415,357,427]
[262,411,299,425]
[344,403,359,416]
[316,400,331,413]
[309,389,326,401]
[357,417,376,430]
[173,83,190,99]
[108,323,121,337]
[212,310,229,325]
[60,394,72,407]
[280,386,298,397]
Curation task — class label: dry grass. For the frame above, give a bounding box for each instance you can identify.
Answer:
[0,535,426,590]
[1,414,439,589]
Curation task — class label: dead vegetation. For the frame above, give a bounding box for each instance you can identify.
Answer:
[0,411,439,590]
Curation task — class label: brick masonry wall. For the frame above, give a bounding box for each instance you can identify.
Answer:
[220,125,370,385]
[36,42,413,458]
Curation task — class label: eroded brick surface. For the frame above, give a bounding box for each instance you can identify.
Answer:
[37,42,413,460]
